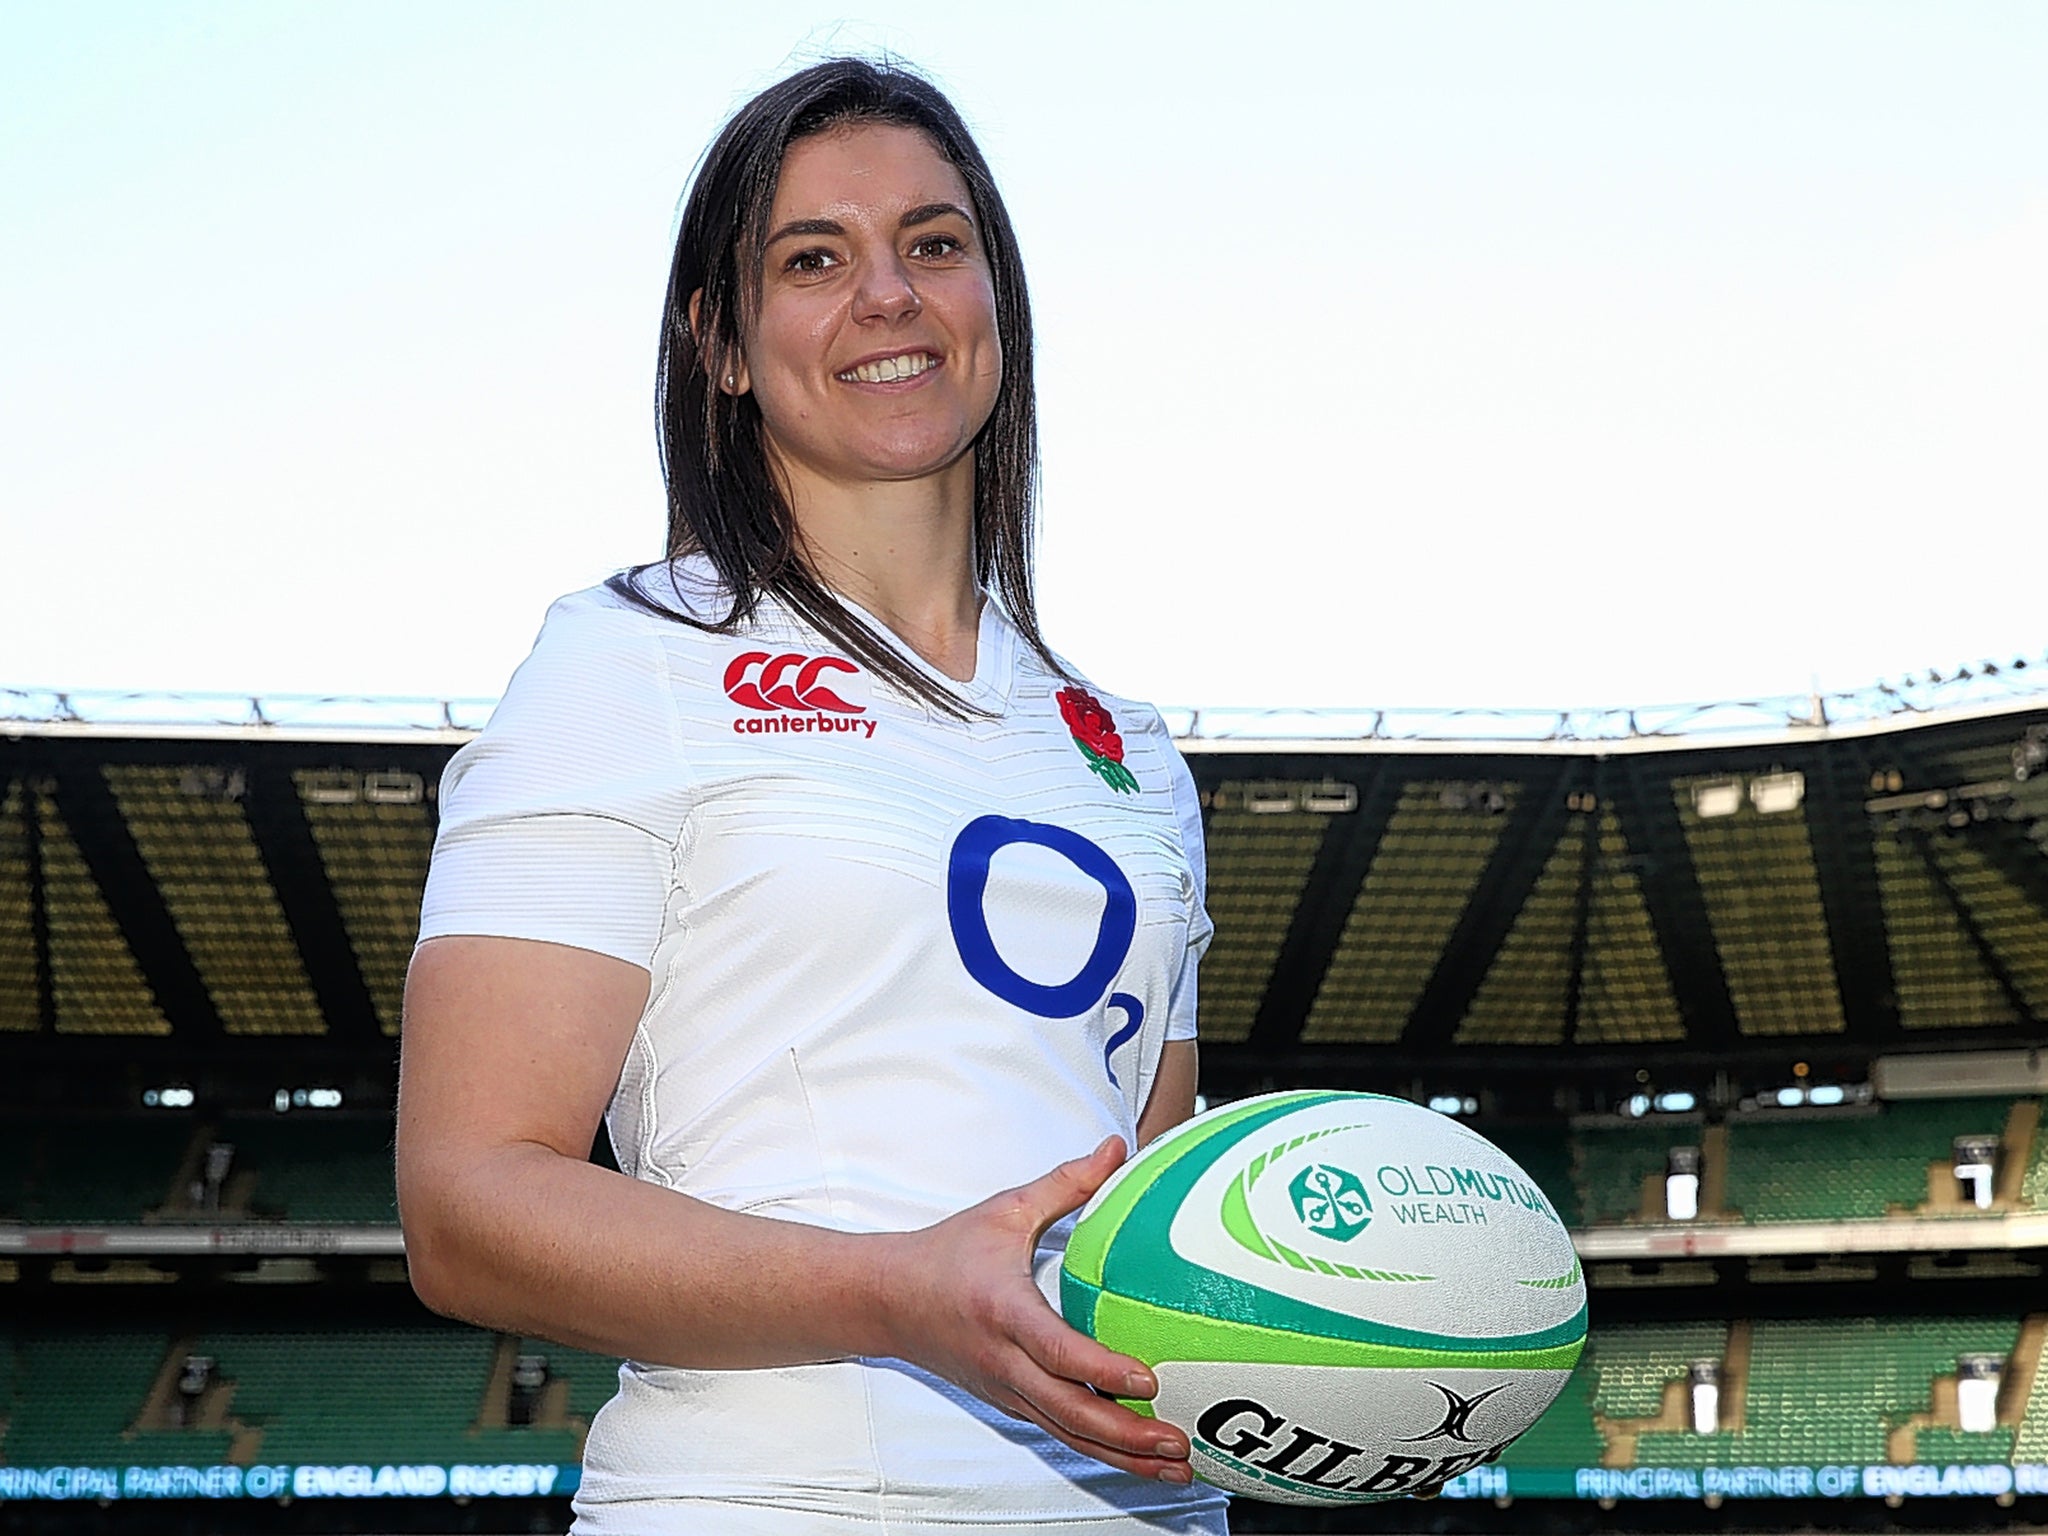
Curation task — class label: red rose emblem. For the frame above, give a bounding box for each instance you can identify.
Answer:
[1058,687,1124,763]
[1056,686,1138,794]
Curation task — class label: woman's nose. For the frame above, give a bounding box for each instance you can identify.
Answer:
[854,252,922,323]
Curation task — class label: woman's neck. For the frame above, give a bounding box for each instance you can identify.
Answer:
[783,454,983,682]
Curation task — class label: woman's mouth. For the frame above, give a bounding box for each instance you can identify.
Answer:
[836,350,941,384]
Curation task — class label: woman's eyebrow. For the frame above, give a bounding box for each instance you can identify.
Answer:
[899,201,973,230]
[765,216,845,245]
[764,203,973,247]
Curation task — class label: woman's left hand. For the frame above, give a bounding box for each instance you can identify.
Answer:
[872,1136,1195,1484]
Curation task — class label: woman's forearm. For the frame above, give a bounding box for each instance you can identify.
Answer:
[401,1142,903,1368]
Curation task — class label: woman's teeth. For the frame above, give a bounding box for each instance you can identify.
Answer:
[839,352,937,384]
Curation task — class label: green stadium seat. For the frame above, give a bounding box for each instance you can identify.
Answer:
[1724,1099,2014,1223]
[0,1328,169,1465]
[0,1118,191,1224]
[218,1115,398,1224]
[1590,1321,1729,1420]
[1499,1343,1605,1469]
[1912,1425,2015,1465]
[194,1325,496,1465]
[2022,1117,2048,1212]
[1574,1122,1701,1225]
[1633,1316,2019,1469]
[2015,1345,2048,1464]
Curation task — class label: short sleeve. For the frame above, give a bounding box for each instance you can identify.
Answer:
[417,597,692,970]
[1162,732,1211,1044]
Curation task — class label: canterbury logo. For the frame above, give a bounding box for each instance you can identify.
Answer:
[723,650,877,739]
[723,651,866,713]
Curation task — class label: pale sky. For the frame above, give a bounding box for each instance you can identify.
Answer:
[4,2,2044,715]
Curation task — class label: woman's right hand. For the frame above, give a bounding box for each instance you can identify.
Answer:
[874,1136,1194,1484]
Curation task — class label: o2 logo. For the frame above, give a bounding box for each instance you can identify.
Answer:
[947,815,1145,1088]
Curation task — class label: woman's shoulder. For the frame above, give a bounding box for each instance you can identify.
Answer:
[521,557,754,669]
[544,554,728,629]
[1014,630,1172,745]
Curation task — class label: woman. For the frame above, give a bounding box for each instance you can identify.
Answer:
[398,58,1224,1534]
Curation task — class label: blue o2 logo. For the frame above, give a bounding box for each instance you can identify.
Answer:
[947,815,1146,1086]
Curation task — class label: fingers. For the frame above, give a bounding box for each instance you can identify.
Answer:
[993,1382,1194,1485]
[1017,1299,1159,1405]
[1005,1313,1189,1463]
[1019,1136,1128,1246]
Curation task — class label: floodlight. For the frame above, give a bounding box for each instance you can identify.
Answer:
[363,770,425,806]
[1244,781,1297,814]
[300,769,360,805]
[1693,781,1743,819]
[1749,771,1805,815]
[1301,779,1358,814]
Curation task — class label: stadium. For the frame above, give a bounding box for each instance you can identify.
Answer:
[4,665,2046,1535]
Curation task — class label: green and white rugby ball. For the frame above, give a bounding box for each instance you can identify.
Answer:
[1060,1091,1586,1505]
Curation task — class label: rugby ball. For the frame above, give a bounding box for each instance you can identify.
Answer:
[1060,1091,1585,1505]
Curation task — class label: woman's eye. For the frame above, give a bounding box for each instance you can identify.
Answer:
[910,234,962,260]
[785,248,838,274]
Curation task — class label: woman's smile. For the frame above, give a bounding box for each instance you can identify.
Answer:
[835,348,944,387]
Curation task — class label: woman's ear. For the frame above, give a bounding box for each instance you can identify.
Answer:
[688,289,750,397]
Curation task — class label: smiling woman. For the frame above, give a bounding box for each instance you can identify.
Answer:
[738,126,1004,550]
[395,58,1223,1536]
[616,59,1050,712]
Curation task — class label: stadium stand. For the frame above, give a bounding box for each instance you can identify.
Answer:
[6,694,2047,1529]
[293,769,436,1037]
[1573,809,1688,1045]
[196,1326,496,1465]
[0,1328,179,1467]
[2016,1331,2048,1465]
[0,780,35,1035]
[102,766,329,1037]
[1198,786,1329,1042]
[2024,1119,2048,1211]
[1589,1321,1733,1420]
[1723,1099,2017,1222]
[1632,1317,2022,1469]
[216,1115,398,1224]
[1573,1121,1703,1225]
[1671,774,1847,1038]
[1304,781,1516,1045]
[1457,815,1586,1045]
[1497,1349,1606,1470]
[0,1322,610,1471]
[0,1117,192,1224]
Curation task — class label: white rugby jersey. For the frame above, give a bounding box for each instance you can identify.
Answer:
[417,560,1226,1534]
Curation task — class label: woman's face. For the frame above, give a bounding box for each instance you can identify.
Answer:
[735,122,1002,495]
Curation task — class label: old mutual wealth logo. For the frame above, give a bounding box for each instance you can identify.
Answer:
[1288,1163,1373,1241]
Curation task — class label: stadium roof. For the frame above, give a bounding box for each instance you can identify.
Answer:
[2,686,2044,1098]
[8,651,2048,744]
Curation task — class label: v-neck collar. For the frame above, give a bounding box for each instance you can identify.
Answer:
[834,589,1017,717]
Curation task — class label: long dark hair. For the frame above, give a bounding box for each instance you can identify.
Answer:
[608,57,1061,716]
